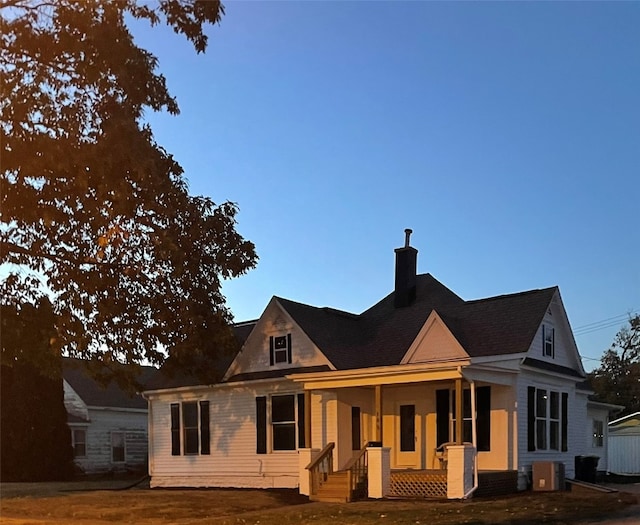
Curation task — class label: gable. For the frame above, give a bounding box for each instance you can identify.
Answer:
[401,311,469,364]
[223,298,335,382]
[524,289,585,376]
[63,379,89,421]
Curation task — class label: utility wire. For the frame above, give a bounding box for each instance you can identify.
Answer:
[574,310,638,337]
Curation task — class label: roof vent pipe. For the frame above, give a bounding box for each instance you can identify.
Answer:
[404,228,412,248]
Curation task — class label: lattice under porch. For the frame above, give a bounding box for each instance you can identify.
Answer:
[388,469,447,498]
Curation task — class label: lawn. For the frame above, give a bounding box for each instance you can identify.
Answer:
[0,482,638,525]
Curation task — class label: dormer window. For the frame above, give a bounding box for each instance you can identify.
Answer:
[543,325,555,358]
[270,334,292,365]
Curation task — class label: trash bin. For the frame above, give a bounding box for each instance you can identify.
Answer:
[575,455,599,483]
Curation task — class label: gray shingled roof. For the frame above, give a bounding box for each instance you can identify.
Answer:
[145,321,257,391]
[278,274,556,369]
[63,358,156,409]
[144,273,558,390]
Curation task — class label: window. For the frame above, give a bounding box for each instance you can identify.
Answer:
[593,420,604,447]
[72,429,86,457]
[269,334,292,365]
[543,325,555,358]
[256,394,305,453]
[112,432,125,462]
[527,387,568,452]
[170,401,210,456]
[436,387,491,451]
[452,389,473,444]
[352,407,361,451]
[272,395,296,450]
[400,404,416,452]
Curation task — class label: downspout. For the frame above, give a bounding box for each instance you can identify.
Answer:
[142,392,153,479]
[464,380,479,499]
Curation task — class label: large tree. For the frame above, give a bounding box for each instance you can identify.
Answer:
[588,315,640,417]
[1,299,74,481]
[1,1,257,386]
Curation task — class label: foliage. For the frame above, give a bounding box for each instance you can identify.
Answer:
[588,314,640,416]
[0,1,257,384]
[1,299,75,481]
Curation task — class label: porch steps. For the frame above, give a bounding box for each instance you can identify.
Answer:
[311,471,350,502]
[310,471,366,503]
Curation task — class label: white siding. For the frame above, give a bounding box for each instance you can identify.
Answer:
[585,404,610,471]
[73,408,147,474]
[149,380,307,489]
[527,292,583,373]
[63,380,88,420]
[225,300,333,380]
[609,435,640,475]
[516,371,584,478]
[479,384,516,471]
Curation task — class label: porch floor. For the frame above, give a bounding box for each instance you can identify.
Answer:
[388,469,518,499]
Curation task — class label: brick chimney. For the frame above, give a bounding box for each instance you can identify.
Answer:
[394,229,418,308]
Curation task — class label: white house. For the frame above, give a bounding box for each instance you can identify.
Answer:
[144,231,601,500]
[63,359,155,475]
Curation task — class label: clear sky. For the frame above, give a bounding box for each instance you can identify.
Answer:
[134,1,639,372]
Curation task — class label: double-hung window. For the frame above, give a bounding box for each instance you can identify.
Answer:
[592,420,604,447]
[528,387,568,451]
[112,431,125,463]
[543,324,555,358]
[256,393,305,453]
[435,386,491,451]
[269,334,292,365]
[72,429,87,457]
[170,401,210,456]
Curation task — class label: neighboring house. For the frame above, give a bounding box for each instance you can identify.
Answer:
[584,397,622,475]
[63,358,156,475]
[144,232,603,500]
[608,412,640,476]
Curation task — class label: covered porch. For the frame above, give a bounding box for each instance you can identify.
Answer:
[289,361,519,501]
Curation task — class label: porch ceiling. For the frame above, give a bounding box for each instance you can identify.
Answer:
[287,360,469,389]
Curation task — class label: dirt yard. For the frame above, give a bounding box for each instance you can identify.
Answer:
[1,480,639,525]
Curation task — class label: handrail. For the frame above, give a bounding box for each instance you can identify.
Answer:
[343,441,369,471]
[306,442,335,496]
[345,442,369,501]
[305,442,335,470]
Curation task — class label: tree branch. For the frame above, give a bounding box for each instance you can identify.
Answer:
[1,239,129,269]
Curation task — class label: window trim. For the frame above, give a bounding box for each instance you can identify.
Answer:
[72,428,87,458]
[543,324,555,358]
[271,394,297,451]
[170,401,210,456]
[593,419,604,448]
[269,334,292,366]
[528,386,567,452]
[437,386,491,451]
[256,393,305,454]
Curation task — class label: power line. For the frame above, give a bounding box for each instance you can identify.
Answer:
[574,313,630,331]
[573,310,638,337]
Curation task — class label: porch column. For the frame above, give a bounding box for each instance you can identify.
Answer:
[375,385,383,443]
[304,390,311,447]
[455,378,463,444]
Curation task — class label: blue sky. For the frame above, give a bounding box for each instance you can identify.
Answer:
[134,1,639,371]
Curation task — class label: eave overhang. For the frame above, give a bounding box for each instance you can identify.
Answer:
[287,359,471,389]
